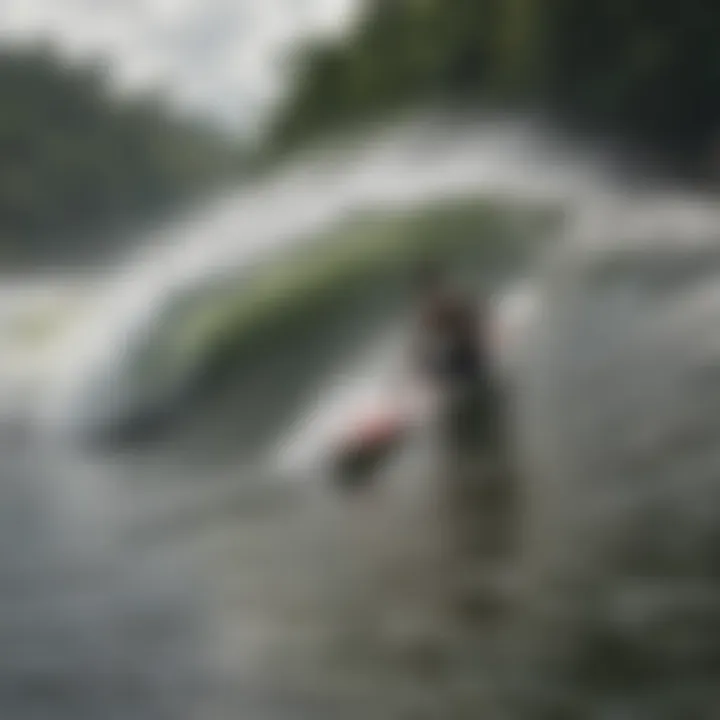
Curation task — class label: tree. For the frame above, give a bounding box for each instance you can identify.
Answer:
[270,0,720,173]
[0,46,242,266]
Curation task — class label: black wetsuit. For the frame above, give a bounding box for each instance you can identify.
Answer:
[425,337,482,386]
[416,303,499,450]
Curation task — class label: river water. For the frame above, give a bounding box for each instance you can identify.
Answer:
[1,121,718,719]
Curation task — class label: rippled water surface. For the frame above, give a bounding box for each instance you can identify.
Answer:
[1,125,719,719]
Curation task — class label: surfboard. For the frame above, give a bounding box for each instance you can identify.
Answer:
[332,408,408,487]
[330,379,439,489]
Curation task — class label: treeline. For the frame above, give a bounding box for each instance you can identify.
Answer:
[0,47,242,266]
[271,0,720,174]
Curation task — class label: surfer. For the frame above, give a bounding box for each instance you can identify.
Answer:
[331,263,502,489]
[411,263,500,452]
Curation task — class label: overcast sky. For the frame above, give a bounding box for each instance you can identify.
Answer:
[0,0,361,133]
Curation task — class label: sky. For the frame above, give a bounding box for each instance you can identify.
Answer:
[0,0,362,134]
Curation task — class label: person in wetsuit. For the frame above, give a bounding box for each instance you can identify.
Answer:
[411,264,500,451]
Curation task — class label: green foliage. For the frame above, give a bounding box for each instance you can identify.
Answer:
[271,0,720,171]
[540,0,720,162]
[0,46,242,266]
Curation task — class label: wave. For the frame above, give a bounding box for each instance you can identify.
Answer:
[0,118,627,442]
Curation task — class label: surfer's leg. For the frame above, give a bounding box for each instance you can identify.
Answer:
[441,381,517,560]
